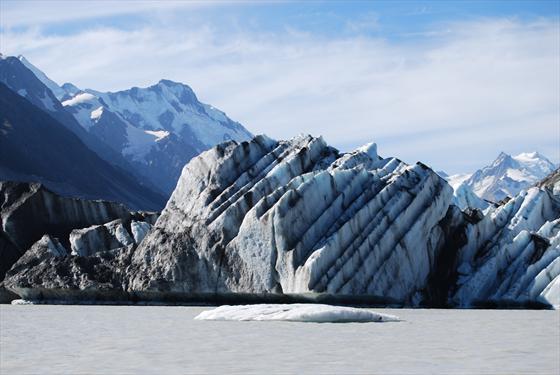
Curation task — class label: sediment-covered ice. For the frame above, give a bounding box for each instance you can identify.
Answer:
[2,136,558,308]
[194,304,399,323]
[130,134,453,304]
[452,187,560,307]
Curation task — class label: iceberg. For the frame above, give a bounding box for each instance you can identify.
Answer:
[194,304,399,323]
[2,136,558,309]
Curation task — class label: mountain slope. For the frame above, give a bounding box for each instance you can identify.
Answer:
[18,55,69,100]
[0,55,162,193]
[59,90,199,192]
[64,80,252,193]
[14,56,253,194]
[0,83,166,210]
[463,152,556,202]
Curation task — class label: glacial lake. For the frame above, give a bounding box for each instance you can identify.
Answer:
[1,305,558,374]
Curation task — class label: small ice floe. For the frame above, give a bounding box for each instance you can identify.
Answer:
[194,304,399,323]
[11,299,35,305]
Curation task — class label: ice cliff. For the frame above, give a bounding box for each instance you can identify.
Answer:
[2,136,559,308]
[128,134,453,306]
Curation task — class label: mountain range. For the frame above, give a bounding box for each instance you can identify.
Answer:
[0,53,556,213]
[0,54,252,208]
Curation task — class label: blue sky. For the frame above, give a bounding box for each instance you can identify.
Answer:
[1,0,559,173]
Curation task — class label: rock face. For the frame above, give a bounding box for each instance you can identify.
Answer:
[2,136,559,308]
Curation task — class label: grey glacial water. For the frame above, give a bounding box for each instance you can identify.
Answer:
[1,305,558,374]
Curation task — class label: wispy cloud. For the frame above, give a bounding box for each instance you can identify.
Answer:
[1,3,558,173]
[0,0,227,28]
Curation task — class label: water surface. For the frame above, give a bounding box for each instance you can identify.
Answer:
[1,305,558,374]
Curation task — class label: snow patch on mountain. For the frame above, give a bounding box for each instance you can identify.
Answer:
[62,92,97,107]
[145,130,170,142]
[90,106,103,120]
[124,126,167,161]
[61,92,102,128]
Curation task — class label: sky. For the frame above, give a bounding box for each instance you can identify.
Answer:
[1,0,559,174]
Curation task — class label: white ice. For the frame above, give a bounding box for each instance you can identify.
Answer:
[90,106,103,120]
[194,304,399,323]
[144,129,170,142]
[61,92,96,107]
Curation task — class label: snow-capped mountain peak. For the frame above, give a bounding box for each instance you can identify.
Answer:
[460,151,556,202]
[512,151,556,178]
[7,55,253,194]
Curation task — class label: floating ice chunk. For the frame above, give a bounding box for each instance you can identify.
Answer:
[194,304,399,323]
[11,299,34,305]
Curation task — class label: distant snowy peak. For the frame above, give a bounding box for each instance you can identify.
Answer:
[59,77,252,194]
[92,79,252,148]
[463,151,556,202]
[513,152,556,179]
